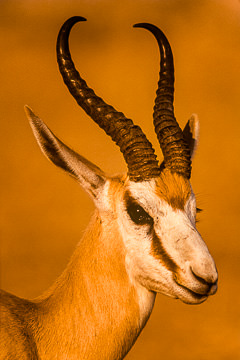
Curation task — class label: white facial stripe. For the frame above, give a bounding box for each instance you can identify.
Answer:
[117,186,179,298]
[125,180,195,273]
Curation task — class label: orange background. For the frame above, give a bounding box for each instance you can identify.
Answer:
[1,0,240,359]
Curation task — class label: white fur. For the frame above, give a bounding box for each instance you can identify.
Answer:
[116,179,217,305]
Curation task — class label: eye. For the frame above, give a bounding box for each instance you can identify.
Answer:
[127,202,153,226]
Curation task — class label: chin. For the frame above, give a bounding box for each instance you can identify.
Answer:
[153,282,212,305]
[178,293,208,305]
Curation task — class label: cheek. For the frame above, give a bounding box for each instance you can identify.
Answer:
[117,212,182,295]
[117,210,155,269]
[127,248,176,296]
[119,215,169,282]
[119,214,151,256]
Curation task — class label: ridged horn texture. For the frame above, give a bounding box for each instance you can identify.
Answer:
[134,23,192,179]
[56,16,160,182]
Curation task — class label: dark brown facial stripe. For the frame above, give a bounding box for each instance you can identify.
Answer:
[151,229,178,273]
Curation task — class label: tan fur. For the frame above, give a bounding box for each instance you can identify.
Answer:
[1,211,141,360]
[0,293,39,359]
[155,170,191,210]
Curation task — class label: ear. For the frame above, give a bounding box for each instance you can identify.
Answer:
[25,106,106,200]
[182,114,200,159]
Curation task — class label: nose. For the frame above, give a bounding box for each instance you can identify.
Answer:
[191,263,218,295]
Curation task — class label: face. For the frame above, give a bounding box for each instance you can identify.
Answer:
[111,170,218,305]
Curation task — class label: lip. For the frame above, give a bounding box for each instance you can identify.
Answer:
[178,284,208,304]
[173,275,218,305]
[174,281,213,305]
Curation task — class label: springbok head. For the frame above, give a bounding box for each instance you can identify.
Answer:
[25,17,218,304]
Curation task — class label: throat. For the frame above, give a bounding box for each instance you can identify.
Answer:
[31,213,154,359]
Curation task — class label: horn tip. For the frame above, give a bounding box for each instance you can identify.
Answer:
[61,16,87,29]
[69,16,87,22]
[133,22,149,29]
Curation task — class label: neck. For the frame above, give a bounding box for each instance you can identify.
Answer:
[30,212,155,360]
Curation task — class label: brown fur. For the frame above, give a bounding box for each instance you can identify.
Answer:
[155,170,191,210]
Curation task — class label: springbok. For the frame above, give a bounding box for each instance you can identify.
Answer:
[0,16,218,360]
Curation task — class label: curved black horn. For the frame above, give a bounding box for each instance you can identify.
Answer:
[134,23,191,178]
[56,16,160,181]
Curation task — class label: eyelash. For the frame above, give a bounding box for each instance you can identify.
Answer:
[195,207,203,223]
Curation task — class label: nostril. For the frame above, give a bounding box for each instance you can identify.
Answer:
[190,267,218,295]
[190,267,218,288]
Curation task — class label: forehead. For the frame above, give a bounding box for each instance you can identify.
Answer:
[155,170,192,210]
[127,170,192,211]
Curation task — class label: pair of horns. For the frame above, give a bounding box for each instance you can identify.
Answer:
[57,16,191,181]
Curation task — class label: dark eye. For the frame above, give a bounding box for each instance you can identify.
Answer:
[127,202,153,226]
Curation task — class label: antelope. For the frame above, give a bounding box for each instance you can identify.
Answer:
[0,16,218,360]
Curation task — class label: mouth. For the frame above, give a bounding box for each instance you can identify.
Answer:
[174,280,218,305]
[171,268,218,304]
[175,283,208,304]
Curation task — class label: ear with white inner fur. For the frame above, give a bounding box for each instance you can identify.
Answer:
[25,106,106,200]
[182,114,200,159]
